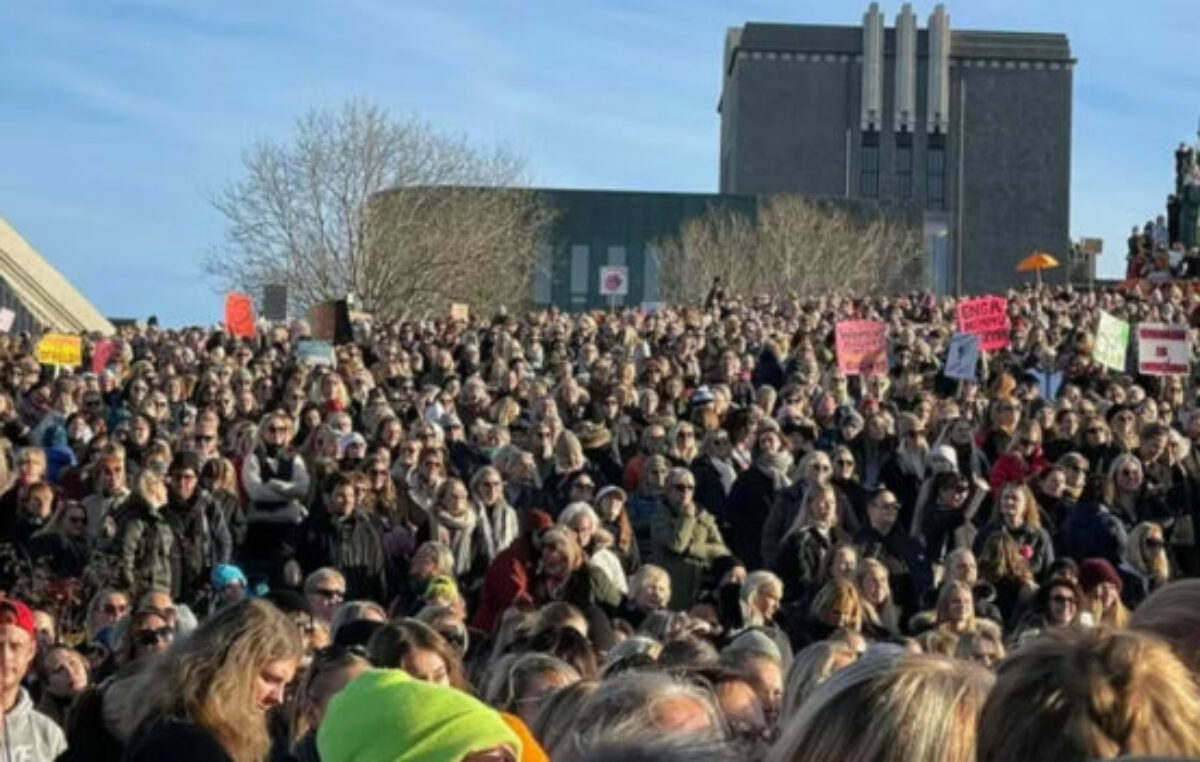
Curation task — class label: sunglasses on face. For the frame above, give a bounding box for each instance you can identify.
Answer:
[135,627,174,647]
[1050,594,1076,606]
[313,588,345,601]
[102,603,127,616]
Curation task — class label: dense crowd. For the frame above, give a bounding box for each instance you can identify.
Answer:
[4,282,1200,760]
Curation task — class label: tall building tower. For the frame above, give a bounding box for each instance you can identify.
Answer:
[718,3,1073,293]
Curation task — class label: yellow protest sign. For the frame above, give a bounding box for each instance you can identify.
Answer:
[35,334,83,366]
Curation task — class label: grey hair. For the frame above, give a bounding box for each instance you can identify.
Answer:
[570,671,727,755]
[769,653,993,762]
[559,501,599,529]
[497,653,581,713]
[561,738,740,762]
[328,600,386,641]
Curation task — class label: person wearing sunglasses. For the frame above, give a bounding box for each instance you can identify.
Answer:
[1121,522,1171,607]
[25,500,92,581]
[854,489,932,622]
[650,468,729,611]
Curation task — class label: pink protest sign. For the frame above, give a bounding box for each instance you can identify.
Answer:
[836,320,888,376]
[956,296,1011,351]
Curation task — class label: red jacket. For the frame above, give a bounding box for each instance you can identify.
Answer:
[472,538,536,633]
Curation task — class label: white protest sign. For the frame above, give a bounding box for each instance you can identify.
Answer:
[944,333,980,381]
[1137,323,1188,376]
[599,266,629,296]
[1093,311,1129,372]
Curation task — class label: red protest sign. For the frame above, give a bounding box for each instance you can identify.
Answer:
[224,292,256,338]
[836,320,888,376]
[956,296,1010,351]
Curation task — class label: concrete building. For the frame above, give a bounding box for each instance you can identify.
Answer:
[0,214,113,334]
[719,3,1073,293]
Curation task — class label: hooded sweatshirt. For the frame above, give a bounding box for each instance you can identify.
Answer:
[1,687,67,761]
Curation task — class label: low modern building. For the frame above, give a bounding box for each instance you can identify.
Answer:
[0,214,113,334]
[719,3,1074,293]
[530,188,756,310]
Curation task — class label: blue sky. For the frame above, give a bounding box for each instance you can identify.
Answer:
[1,0,1197,325]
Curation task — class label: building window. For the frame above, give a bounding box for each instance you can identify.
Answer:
[859,131,880,198]
[895,132,913,200]
[927,133,947,210]
[570,244,590,304]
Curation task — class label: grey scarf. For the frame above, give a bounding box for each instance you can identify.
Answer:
[755,451,794,490]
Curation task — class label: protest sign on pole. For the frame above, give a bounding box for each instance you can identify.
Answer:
[309,299,353,344]
[1137,323,1188,376]
[449,303,470,322]
[835,320,888,376]
[224,292,256,338]
[35,334,82,367]
[944,333,980,381]
[0,309,15,333]
[598,266,629,296]
[956,296,1011,351]
[1094,311,1130,371]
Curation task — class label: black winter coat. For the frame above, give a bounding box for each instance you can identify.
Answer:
[293,509,388,602]
[775,526,852,603]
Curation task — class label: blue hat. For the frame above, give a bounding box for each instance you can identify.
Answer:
[210,564,247,591]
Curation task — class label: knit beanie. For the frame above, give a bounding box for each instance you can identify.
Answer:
[318,669,522,762]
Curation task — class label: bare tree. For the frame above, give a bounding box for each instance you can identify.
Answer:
[207,99,550,320]
[657,195,924,304]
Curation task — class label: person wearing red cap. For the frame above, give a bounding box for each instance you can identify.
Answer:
[0,597,66,760]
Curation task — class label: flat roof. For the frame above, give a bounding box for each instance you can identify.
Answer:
[729,21,1072,63]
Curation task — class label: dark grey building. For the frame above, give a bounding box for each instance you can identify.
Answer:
[719,3,1073,294]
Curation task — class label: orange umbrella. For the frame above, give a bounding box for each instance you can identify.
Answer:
[1016,251,1060,285]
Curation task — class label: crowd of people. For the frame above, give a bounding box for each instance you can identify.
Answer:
[3,281,1200,760]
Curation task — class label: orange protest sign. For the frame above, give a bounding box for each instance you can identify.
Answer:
[35,334,82,366]
[835,320,888,376]
[224,292,256,338]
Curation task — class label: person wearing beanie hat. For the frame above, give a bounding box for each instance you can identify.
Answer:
[210,563,248,607]
[1078,558,1130,628]
[165,447,233,605]
[318,669,522,762]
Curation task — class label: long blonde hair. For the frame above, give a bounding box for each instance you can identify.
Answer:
[128,599,303,762]
[1126,522,1170,587]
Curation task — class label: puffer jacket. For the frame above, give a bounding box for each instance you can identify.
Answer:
[115,494,176,595]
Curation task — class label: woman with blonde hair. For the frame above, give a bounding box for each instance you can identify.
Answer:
[933,580,979,636]
[793,579,864,647]
[125,599,304,762]
[781,640,858,720]
[977,628,1200,761]
[1078,558,1130,629]
[1123,521,1170,605]
[775,485,851,604]
[857,557,902,639]
[769,654,993,762]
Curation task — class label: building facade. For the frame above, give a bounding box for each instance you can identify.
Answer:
[531,189,756,310]
[719,3,1073,294]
